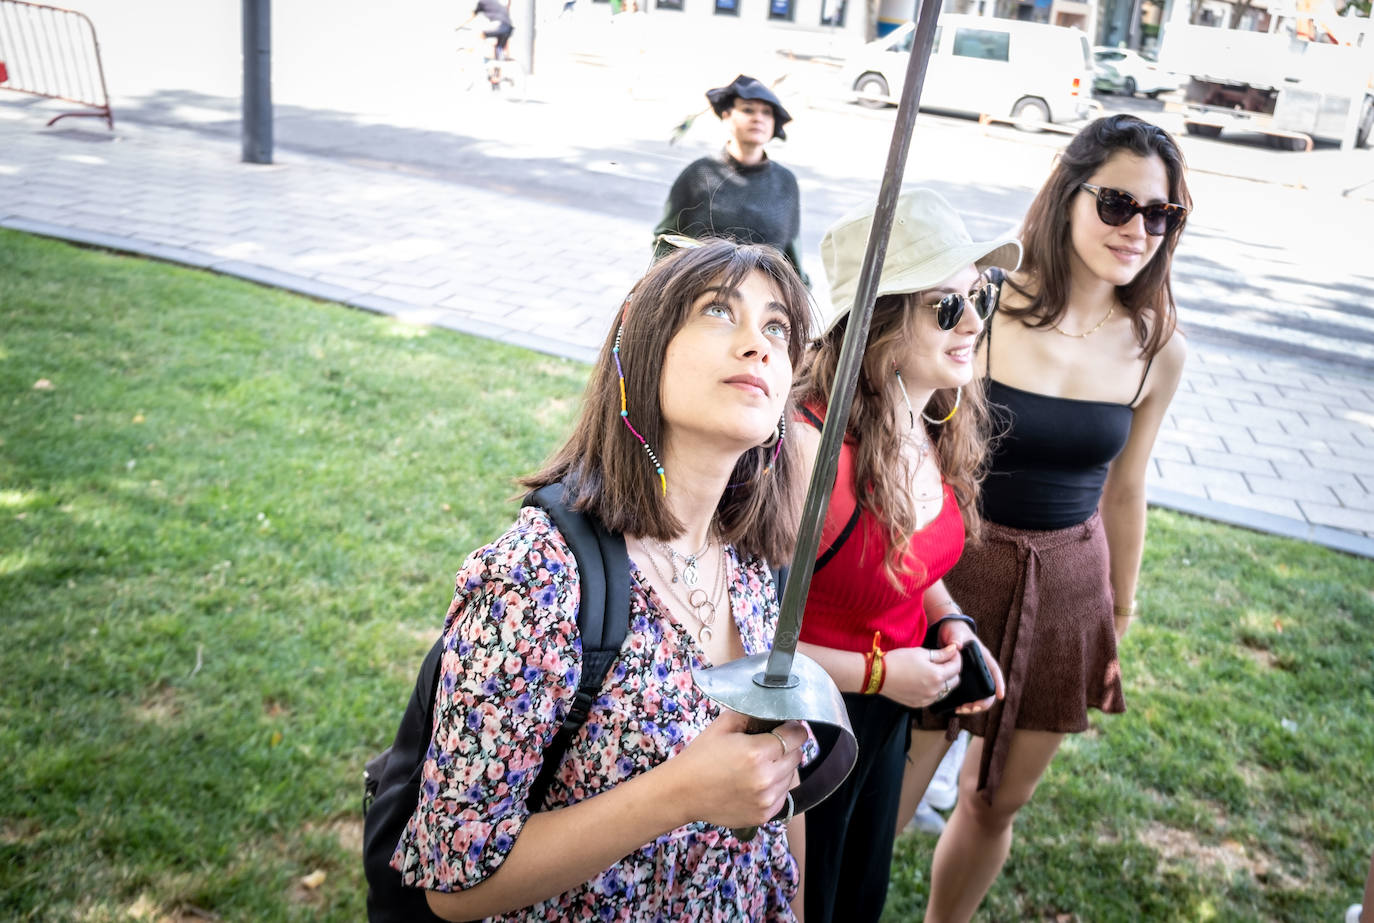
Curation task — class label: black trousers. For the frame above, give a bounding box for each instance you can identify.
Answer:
[803,693,912,923]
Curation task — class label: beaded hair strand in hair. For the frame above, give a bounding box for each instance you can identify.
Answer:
[612,309,667,497]
[727,415,786,489]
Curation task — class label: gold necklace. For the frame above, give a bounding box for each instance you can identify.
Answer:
[1050,304,1114,338]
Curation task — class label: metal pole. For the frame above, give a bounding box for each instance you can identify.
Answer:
[242,0,272,164]
[520,0,535,74]
[759,0,945,688]
[1127,0,1144,50]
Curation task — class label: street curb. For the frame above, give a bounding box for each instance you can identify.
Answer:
[4,218,1368,559]
[1147,486,1374,559]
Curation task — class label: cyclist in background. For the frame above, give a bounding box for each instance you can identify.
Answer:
[460,0,514,61]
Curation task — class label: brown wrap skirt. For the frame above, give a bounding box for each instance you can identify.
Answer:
[916,511,1125,803]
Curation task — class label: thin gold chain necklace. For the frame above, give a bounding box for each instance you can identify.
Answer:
[1050,304,1114,338]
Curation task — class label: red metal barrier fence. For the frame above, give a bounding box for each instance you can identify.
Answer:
[0,0,112,128]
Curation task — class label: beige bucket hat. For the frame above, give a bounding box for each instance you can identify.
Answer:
[820,188,1022,335]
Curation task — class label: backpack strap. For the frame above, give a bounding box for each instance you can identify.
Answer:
[522,482,629,810]
[796,406,861,574]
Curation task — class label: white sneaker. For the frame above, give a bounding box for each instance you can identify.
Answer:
[925,731,968,812]
[1346,904,1363,923]
[904,799,946,836]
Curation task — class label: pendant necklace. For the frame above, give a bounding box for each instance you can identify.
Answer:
[650,534,712,587]
[644,540,729,644]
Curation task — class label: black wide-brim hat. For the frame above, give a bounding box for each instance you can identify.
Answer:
[705,74,791,140]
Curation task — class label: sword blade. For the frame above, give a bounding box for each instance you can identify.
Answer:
[760,0,946,687]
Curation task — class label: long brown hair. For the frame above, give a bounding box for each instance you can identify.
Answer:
[1009,114,1191,358]
[795,292,989,583]
[523,240,813,565]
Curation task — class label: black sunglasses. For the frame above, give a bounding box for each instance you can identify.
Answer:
[921,267,1004,331]
[1080,183,1187,237]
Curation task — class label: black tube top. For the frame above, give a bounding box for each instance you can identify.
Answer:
[980,379,1133,530]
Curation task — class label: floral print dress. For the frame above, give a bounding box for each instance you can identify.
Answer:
[392,506,798,921]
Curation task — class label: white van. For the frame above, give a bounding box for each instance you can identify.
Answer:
[841,15,1095,125]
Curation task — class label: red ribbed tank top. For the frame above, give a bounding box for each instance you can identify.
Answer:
[799,429,966,654]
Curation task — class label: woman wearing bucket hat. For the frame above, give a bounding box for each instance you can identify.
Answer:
[789,188,1015,923]
[653,75,809,285]
[919,114,1191,922]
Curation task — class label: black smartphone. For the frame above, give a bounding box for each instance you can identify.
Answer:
[927,643,996,717]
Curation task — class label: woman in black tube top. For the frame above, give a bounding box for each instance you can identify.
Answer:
[918,114,1192,923]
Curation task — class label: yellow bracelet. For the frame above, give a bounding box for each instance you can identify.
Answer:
[1113,600,1137,619]
[862,631,886,695]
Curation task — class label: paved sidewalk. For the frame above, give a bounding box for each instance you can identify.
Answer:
[1,96,1371,556]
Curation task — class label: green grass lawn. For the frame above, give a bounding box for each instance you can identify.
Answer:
[2,229,1371,922]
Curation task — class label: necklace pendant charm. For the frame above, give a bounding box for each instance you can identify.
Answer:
[681,558,699,588]
[698,625,713,644]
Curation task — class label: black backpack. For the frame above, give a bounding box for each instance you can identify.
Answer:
[361,482,630,923]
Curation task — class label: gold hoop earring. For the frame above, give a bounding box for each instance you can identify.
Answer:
[921,387,961,425]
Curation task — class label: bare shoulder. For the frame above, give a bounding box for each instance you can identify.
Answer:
[1154,326,1188,377]
[1141,328,1187,407]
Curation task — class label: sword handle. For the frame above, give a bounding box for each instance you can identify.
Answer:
[730,716,784,841]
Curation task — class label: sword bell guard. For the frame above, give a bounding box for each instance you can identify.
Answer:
[693,652,857,816]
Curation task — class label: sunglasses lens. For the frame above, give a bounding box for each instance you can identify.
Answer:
[976,283,997,319]
[1095,189,1136,227]
[1142,206,1182,236]
[937,293,962,330]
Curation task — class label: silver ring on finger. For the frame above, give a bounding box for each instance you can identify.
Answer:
[768,729,789,758]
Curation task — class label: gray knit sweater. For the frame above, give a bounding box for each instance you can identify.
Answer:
[653,149,808,285]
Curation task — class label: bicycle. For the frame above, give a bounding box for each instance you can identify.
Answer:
[455,26,526,99]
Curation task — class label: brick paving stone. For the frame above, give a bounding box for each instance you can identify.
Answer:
[1268,461,1365,489]
[1189,448,1275,476]
[1298,501,1374,533]
[1230,441,1310,464]
[371,282,450,305]
[1332,485,1374,513]
[1284,416,1368,446]
[1220,401,1307,430]
[1256,391,1350,415]
[1204,489,1305,520]
[1172,414,1257,446]
[1155,427,1226,452]
[1245,473,1337,504]
[1150,440,1193,464]
[1251,428,1337,453]
[1157,459,1249,494]
[1179,372,1214,392]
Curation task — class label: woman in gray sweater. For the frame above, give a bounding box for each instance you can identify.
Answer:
[654,75,808,285]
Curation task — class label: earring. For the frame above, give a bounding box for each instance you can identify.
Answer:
[763,416,786,474]
[921,386,961,425]
[613,324,667,496]
[759,416,783,448]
